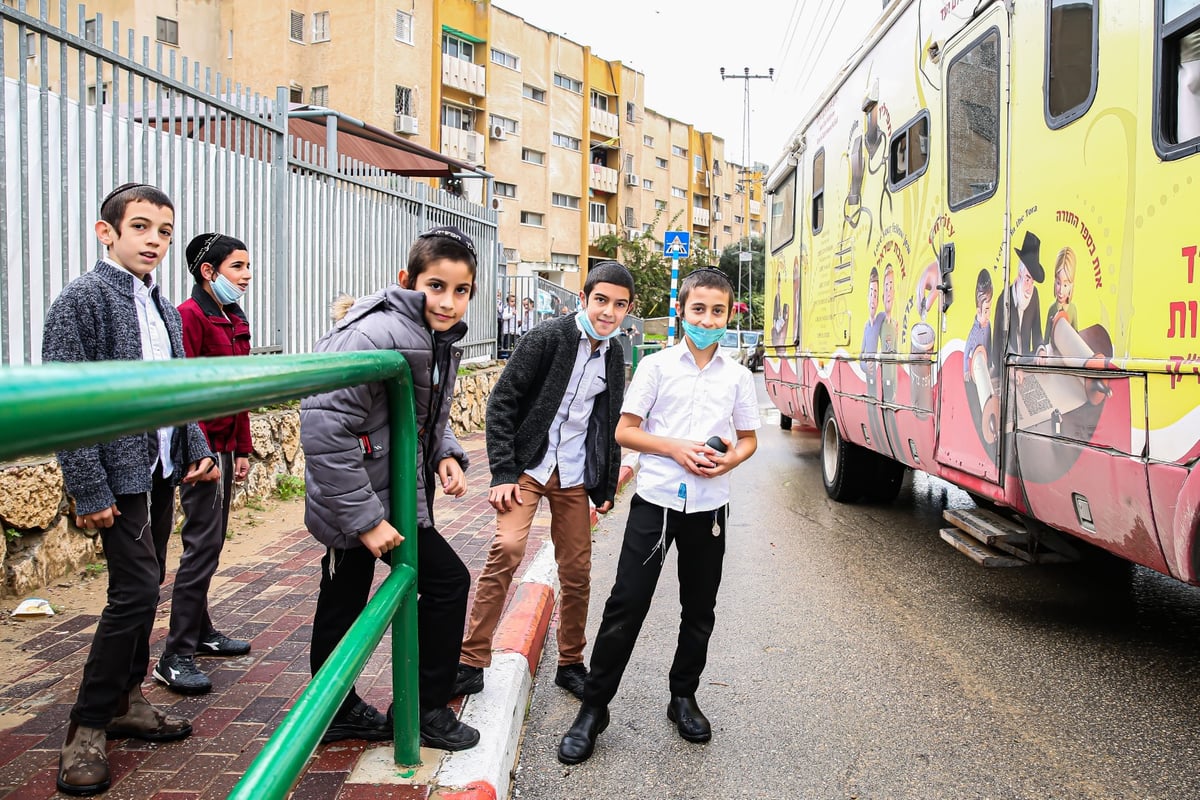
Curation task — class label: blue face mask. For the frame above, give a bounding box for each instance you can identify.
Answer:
[577,309,621,341]
[211,273,245,305]
[681,319,726,350]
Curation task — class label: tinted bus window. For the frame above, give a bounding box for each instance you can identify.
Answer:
[1158,0,1200,155]
[947,30,1000,209]
[769,167,797,254]
[888,114,930,189]
[812,149,825,233]
[1046,0,1098,127]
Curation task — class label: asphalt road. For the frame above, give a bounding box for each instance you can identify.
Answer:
[511,376,1200,800]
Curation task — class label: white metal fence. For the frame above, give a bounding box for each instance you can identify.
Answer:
[1,2,499,366]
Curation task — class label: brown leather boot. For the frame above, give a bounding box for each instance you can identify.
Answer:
[57,721,110,796]
[106,686,193,742]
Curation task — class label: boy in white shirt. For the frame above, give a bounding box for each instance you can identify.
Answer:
[557,267,760,765]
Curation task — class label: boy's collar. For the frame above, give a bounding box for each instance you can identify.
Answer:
[96,258,156,290]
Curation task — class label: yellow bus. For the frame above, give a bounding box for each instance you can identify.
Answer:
[763,0,1200,579]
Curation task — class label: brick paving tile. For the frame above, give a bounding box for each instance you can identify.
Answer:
[200,722,265,757]
[308,742,367,773]
[337,784,430,800]
[160,753,228,792]
[233,695,288,725]
[190,706,242,738]
[240,659,290,685]
[150,792,201,800]
[291,770,347,800]
[0,765,57,800]
[198,771,243,800]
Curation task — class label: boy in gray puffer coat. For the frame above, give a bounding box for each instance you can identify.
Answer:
[301,226,479,751]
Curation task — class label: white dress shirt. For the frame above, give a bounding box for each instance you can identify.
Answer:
[622,342,760,512]
[106,258,175,478]
[524,317,610,488]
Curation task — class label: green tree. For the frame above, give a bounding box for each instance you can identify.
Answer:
[716,235,766,328]
[592,210,719,319]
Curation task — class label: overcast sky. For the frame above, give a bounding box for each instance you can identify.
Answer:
[495,0,886,168]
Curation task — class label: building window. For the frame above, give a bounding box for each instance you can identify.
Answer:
[947,29,1000,209]
[553,73,582,93]
[654,199,667,211]
[642,178,653,190]
[441,104,475,131]
[394,10,413,44]
[495,181,517,198]
[626,101,636,122]
[811,148,825,232]
[289,11,304,43]
[395,85,413,115]
[655,156,668,169]
[311,85,329,106]
[522,84,546,103]
[713,159,722,175]
[694,154,703,172]
[671,144,687,157]
[313,11,330,43]
[289,85,303,103]
[520,211,544,226]
[489,114,518,134]
[643,135,654,147]
[590,91,610,112]
[491,47,519,70]
[1156,1,1200,154]
[25,30,36,58]
[552,193,581,209]
[552,132,581,151]
[888,112,930,189]
[443,33,474,62]
[624,206,635,227]
[1045,0,1096,128]
[671,186,687,199]
[551,253,579,269]
[227,29,233,58]
[156,16,178,46]
[86,82,109,106]
[83,18,98,43]
[589,202,607,224]
[521,147,545,165]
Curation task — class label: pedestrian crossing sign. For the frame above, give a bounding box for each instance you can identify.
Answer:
[663,231,690,258]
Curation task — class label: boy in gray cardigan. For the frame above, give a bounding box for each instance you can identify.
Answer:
[42,183,217,796]
[457,261,634,699]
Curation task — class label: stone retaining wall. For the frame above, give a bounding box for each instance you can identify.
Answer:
[0,362,502,598]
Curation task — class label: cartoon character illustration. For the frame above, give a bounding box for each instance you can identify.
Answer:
[879,263,898,402]
[1044,246,1078,344]
[964,269,999,446]
[992,230,1044,375]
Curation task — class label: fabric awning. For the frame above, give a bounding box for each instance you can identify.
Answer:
[288,116,472,178]
[442,24,485,44]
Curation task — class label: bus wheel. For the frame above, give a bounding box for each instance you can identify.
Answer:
[863,452,906,503]
[821,406,865,502]
[780,413,793,430]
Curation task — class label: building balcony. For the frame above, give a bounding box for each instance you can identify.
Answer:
[588,164,618,194]
[589,108,619,139]
[692,207,710,227]
[588,221,616,241]
[441,126,485,164]
[442,54,486,97]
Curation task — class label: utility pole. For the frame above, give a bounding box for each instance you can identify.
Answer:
[720,66,772,331]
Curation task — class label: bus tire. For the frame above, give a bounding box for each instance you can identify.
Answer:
[821,406,865,502]
[780,413,793,430]
[863,452,906,503]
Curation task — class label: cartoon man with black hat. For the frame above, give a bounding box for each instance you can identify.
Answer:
[991,230,1044,376]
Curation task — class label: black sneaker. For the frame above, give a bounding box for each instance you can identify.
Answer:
[453,664,484,696]
[152,653,213,695]
[554,663,587,700]
[198,631,251,657]
[419,706,479,751]
[321,700,393,744]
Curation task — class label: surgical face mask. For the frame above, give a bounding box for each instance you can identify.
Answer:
[211,272,245,305]
[578,309,621,341]
[681,319,726,350]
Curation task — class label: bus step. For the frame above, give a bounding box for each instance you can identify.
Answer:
[942,508,1077,565]
[939,527,1025,568]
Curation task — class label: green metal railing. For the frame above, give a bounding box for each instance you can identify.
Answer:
[0,353,423,798]
[631,341,664,373]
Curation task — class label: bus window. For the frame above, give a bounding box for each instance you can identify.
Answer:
[769,167,797,254]
[1158,1,1200,154]
[947,30,1000,210]
[888,113,930,190]
[812,148,825,233]
[1045,0,1098,128]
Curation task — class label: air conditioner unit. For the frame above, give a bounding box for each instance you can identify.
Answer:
[490,124,507,141]
[491,197,504,212]
[394,114,419,135]
[625,173,639,186]
[626,229,640,241]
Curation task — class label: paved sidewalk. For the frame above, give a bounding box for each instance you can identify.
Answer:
[0,430,571,800]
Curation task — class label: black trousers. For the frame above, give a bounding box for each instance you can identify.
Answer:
[165,451,234,655]
[72,470,175,728]
[584,494,727,707]
[310,526,470,712]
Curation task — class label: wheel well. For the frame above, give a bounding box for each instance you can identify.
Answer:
[813,383,832,431]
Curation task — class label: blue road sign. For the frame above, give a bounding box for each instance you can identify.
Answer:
[663,231,690,258]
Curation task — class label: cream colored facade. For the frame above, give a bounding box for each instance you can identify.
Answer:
[5,0,764,290]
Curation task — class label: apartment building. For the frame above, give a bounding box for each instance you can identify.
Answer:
[3,0,765,291]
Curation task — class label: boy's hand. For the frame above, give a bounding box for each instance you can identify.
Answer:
[665,438,720,476]
[359,519,404,558]
[595,501,613,514]
[488,482,523,512]
[438,457,467,497]
[75,505,120,530]
[233,456,250,482]
[183,457,220,484]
